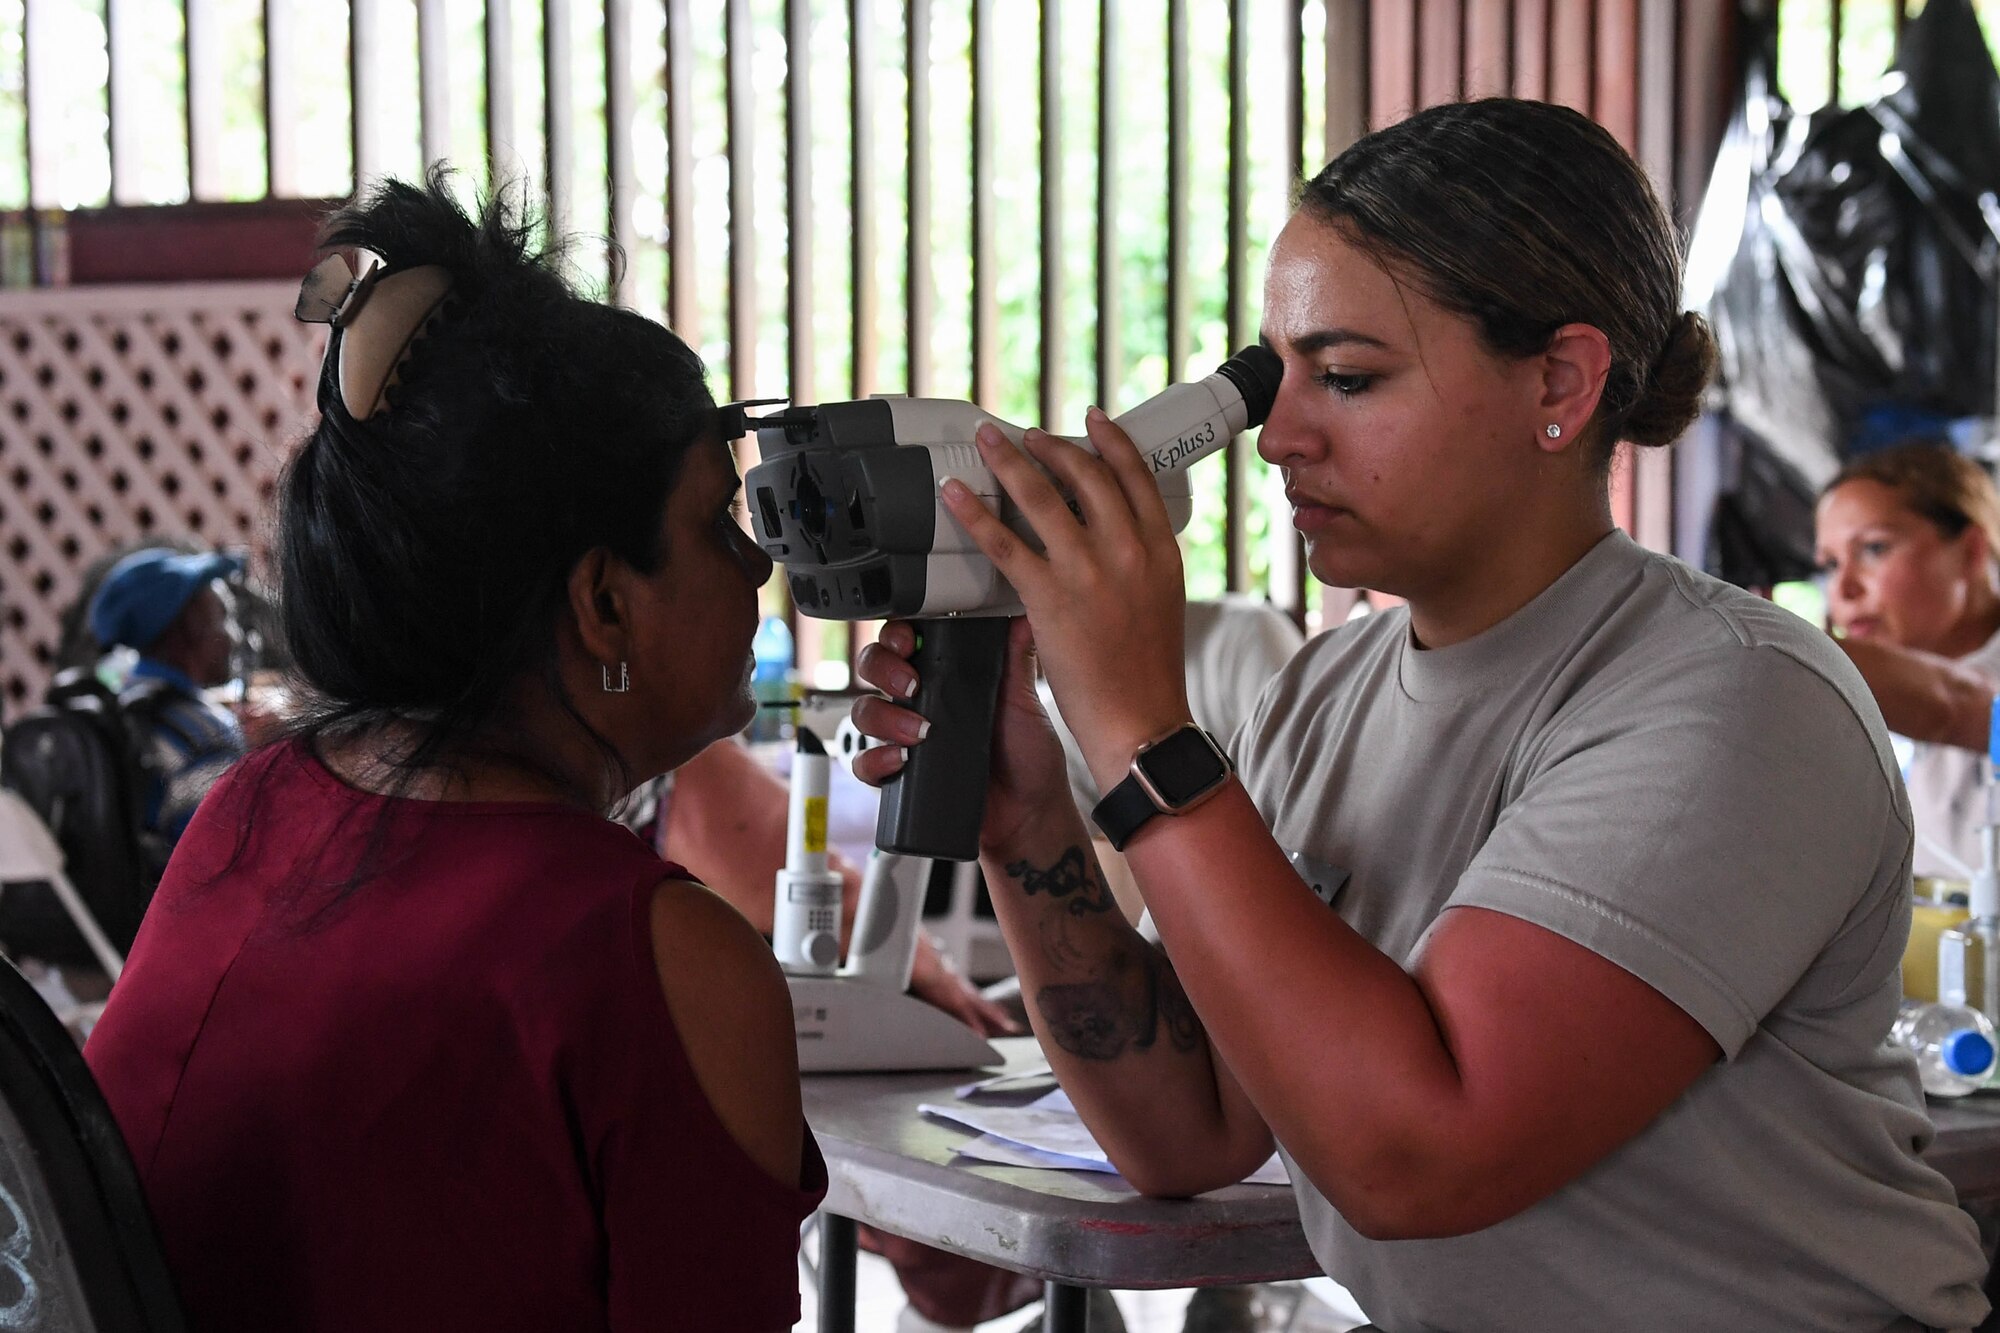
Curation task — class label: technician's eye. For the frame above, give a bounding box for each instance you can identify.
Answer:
[1316,371,1375,398]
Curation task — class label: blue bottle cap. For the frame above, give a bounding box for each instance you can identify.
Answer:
[1942,1028,1995,1078]
[1989,694,2000,771]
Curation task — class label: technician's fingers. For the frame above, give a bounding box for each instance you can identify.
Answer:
[849,742,909,788]
[856,639,921,701]
[1082,407,1177,542]
[970,424,1084,561]
[850,693,931,748]
[1016,427,1128,533]
[940,472,1050,597]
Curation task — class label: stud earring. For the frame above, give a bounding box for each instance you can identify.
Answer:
[602,662,630,694]
[1544,423,1563,439]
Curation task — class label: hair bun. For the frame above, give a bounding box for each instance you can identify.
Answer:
[1621,311,1717,448]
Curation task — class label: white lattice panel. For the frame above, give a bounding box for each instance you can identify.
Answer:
[0,282,323,717]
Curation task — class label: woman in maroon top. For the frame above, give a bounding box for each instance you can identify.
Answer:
[84,173,823,1332]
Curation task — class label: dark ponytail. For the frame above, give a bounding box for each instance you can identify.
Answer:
[277,168,715,800]
[1298,99,1716,465]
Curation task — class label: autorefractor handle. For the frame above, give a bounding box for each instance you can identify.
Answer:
[875,616,1013,862]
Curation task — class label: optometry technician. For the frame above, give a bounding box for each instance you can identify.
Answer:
[853,99,1990,1332]
[1815,441,2000,881]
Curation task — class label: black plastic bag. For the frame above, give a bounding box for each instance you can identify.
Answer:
[1686,0,2000,583]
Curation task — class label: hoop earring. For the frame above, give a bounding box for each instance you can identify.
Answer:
[1544,423,1563,439]
[602,662,630,694]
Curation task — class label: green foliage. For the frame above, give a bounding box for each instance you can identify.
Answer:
[3,0,1319,621]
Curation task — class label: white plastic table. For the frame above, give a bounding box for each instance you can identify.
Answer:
[801,1037,1318,1333]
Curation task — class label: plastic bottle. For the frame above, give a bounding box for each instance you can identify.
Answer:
[1892,999,1998,1097]
[1938,695,2000,1045]
[748,615,795,742]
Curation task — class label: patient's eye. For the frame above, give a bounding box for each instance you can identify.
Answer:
[1316,371,1375,398]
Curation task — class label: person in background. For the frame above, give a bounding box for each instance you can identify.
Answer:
[1815,442,2000,879]
[85,547,249,844]
[857,99,1989,1330]
[86,173,821,1332]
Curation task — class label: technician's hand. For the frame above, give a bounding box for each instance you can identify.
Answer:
[942,411,1193,796]
[850,617,1072,851]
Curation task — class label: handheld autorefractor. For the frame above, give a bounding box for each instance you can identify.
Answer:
[738,345,1284,864]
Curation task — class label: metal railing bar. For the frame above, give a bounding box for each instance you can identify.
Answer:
[419,0,451,170]
[789,0,815,404]
[487,0,518,169]
[726,0,756,400]
[605,0,636,304]
[262,0,297,199]
[1225,0,1251,592]
[188,0,225,199]
[23,0,55,208]
[908,0,934,396]
[106,0,135,203]
[971,0,996,407]
[544,0,576,238]
[1166,0,1188,382]
[853,0,880,396]
[1285,0,1308,624]
[1096,0,1119,410]
[350,0,383,190]
[1039,0,1063,429]
[665,0,697,335]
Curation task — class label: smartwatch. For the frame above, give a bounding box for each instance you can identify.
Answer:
[1089,725,1234,851]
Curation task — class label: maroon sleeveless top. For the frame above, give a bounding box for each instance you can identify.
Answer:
[86,741,825,1332]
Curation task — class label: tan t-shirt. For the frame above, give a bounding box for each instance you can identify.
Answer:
[1233,531,1988,1333]
[1904,626,2000,879]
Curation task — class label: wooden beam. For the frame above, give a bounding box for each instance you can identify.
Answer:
[1418,0,1465,108]
[1372,0,1418,125]
[1549,0,1594,113]
[1325,0,1368,154]
[1464,0,1513,97]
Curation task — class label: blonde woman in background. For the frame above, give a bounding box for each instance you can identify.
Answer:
[1816,442,2000,878]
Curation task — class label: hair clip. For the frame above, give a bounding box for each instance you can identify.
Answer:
[294,252,455,420]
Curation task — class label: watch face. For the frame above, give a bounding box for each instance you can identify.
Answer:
[1136,728,1229,808]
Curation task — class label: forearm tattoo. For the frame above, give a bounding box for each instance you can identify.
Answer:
[1006,847,1117,916]
[1001,846,1203,1061]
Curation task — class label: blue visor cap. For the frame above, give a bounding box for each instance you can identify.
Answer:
[87,548,245,651]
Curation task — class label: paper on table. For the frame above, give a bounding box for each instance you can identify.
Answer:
[921,1089,1290,1186]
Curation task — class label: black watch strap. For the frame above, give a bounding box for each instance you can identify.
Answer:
[1090,725,1232,852]
[1091,776,1163,852]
